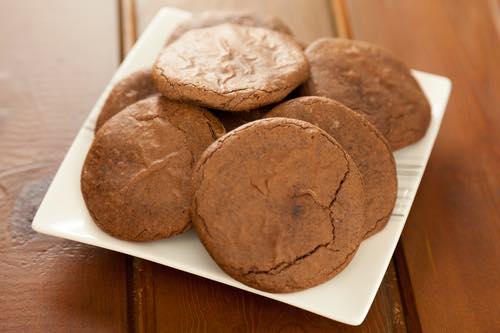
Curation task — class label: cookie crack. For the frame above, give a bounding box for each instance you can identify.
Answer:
[132,113,162,122]
[119,151,192,195]
[242,162,350,277]
[243,241,331,276]
[206,122,218,140]
[328,246,358,271]
[130,106,192,139]
[200,112,223,140]
[329,166,349,209]
[364,212,392,237]
[249,179,267,196]
[195,119,354,276]
[193,206,213,239]
[155,65,304,111]
[156,66,291,96]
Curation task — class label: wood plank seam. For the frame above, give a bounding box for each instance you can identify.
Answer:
[126,256,157,333]
[394,243,423,333]
[125,256,139,333]
[328,0,354,38]
[118,0,138,60]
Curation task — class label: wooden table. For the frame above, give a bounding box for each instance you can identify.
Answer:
[0,0,498,332]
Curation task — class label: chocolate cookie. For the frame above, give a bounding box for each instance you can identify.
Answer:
[153,24,309,111]
[82,95,225,241]
[165,10,293,45]
[95,68,157,132]
[267,97,397,237]
[301,38,431,150]
[192,118,365,292]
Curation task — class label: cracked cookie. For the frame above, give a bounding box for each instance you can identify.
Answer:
[301,38,431,150]
[82,95,225,241]
[267,96,397,238]
[153,24,309,111]
[165,10,293,45]
[95,68,157,132]
[192,118,365,292]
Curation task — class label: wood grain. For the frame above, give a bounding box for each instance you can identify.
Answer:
[129,262,406,332]
[124,1,407,331]
[119,0,138,60]
[0,1,128,332]
[349,0,500,332]
[135,0,337,44]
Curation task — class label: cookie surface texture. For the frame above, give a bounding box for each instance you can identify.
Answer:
[192,118,365,292]
[96,68,157,132]
[302,38,431,149]
[154,24,309,111]
[268,96,397,237]
[82,95,225,241]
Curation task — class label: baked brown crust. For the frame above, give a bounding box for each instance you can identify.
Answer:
[82,95,225,241]
[95,68,157,132]
[301,38,431,150]
[153,24,309,111]
[192,118,365,292]
[165,10,293,45]
[268,96,397,237]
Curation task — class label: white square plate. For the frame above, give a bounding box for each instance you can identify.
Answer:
[32,7,452,326]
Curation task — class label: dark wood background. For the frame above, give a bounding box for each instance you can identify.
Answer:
[0,0,498,332]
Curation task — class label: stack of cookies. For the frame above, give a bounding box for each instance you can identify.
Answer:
[82,11,431,293]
